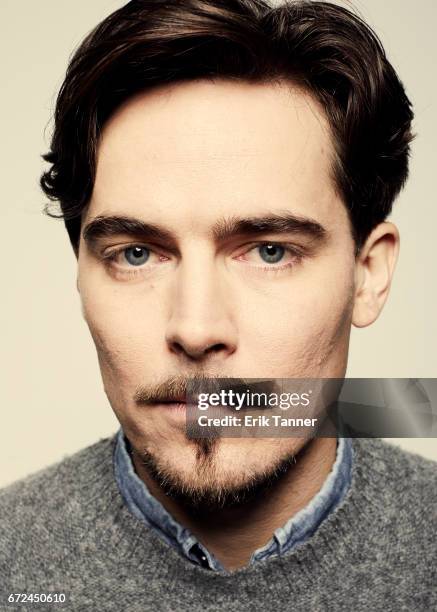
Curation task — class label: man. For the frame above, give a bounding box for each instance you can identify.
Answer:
[1,0,435,610]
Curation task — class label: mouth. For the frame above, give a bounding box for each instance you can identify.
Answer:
[153,396,187,406]
[148,398,188,420]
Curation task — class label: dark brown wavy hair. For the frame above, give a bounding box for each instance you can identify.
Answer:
[40,0,414,255]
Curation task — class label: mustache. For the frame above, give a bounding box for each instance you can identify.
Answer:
[133,374,277,405]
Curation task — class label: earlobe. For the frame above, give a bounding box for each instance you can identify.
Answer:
[352,222,400,328]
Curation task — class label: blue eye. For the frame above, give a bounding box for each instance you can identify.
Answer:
[124,247,150,266]
[258,244,285,264]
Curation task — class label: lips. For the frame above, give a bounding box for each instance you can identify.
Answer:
[151,400,188,421]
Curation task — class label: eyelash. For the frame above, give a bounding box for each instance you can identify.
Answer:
[101,246,166,279]
[236,246,304,277]
[101,242,305,279]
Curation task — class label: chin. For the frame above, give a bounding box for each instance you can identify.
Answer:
[136,436,306,512]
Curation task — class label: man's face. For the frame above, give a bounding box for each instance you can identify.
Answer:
[77,79,357,502]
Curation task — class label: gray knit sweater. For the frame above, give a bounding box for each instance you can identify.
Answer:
[0,436,436,611]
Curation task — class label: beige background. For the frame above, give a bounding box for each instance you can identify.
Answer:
[1,0,436,488]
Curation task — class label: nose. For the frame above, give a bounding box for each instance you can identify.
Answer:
[165,253,237,362]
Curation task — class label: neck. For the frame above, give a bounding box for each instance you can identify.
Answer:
[132,437,337,571]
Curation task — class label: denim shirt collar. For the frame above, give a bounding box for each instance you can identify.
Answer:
[114,428,353,572]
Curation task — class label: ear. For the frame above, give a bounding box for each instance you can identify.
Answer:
[352,222,400,328]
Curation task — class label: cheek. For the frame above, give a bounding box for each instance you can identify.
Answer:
[237,262,355,374]
[79,280,160,391]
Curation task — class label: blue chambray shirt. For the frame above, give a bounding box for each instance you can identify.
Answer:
[113,428,353,571]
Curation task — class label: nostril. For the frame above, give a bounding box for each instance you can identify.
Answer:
[169,340,229,360]
[207,343,227,354]
[171,341,185,355]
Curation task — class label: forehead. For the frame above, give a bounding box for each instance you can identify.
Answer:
[87,79,345,230]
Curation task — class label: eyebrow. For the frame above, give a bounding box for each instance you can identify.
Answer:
[83,215,174,250]
[211,213,327,243]
[82,212,328,251]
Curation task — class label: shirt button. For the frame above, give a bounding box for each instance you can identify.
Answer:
[190,544,211,569]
